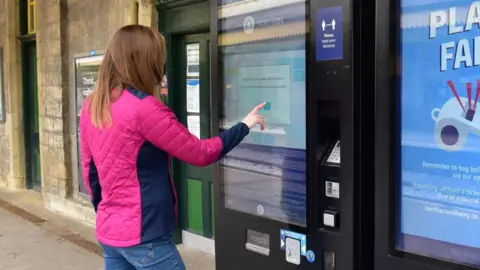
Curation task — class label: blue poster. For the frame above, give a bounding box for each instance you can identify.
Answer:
[316,6,343,61]
[400,0,480,266]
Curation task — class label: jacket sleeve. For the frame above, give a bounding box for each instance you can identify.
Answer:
[137,96,250,167]
[79,105,102,212]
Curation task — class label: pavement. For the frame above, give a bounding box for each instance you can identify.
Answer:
[0,208,104,270]
[0,189,215,270]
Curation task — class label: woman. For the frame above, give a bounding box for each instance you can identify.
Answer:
[79,25,266,270]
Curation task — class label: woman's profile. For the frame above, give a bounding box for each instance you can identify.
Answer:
[79,25,265,270]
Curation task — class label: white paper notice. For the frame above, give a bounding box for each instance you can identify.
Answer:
[187,115,201,139]
[186,79,200,113]
[186,43,200,77]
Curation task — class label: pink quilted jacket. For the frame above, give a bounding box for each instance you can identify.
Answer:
[79,88,249,247]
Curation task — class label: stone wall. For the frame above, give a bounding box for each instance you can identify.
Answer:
[35,0,132,223]
[0,0,4,46]
[0,0,158,224]
[35,0,163,225]
[1,0,23,189]
[64,0,131,116]
[0,0,10,187]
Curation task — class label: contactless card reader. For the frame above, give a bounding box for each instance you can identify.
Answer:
[285,237,301,265]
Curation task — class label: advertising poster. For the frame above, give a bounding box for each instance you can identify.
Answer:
[400,0,480,265]
[75,55,104,194]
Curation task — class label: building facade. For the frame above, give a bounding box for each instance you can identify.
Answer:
[0,0,232,256]
[0,0,158,225]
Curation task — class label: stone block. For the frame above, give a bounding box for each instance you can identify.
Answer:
[38,40,62,58]
[43,23,62,41]
[37,1,61,26]
[44,103,63,118]
[43,116,64,133]
[38,86,63,106]
[68,20,88,40]
[39,56,63,87]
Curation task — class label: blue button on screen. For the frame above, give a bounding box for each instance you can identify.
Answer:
[264,102,271,111]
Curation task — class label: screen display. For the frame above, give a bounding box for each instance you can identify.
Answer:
[218,0,307,226]
[399,0,480,266]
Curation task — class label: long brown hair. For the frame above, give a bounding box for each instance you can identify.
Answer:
[89,25,166,128]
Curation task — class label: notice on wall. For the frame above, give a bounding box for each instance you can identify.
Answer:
[75,55,104,117]
[74,54,104,195]
[187,115,201,139]
[316,6,343,61]
[186,43,200,77]
[399,1,480,266]
[186,79,200,113]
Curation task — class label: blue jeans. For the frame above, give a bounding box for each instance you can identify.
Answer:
[100,236,186,270]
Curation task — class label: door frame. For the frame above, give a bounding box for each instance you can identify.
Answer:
[157,0,211,244]
[177,33,214,238]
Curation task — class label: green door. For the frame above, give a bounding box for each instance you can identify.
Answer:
[23,42,41,190]
[171,33,215,239]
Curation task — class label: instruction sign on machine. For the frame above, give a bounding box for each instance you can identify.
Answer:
[186,43,200,77]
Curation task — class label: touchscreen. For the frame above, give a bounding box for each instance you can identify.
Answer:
[399,0,480,266]
[218,1,307,226]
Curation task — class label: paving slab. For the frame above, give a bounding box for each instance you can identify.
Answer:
[0,208,103,270]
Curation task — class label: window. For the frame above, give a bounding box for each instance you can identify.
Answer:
[27,0,36,34]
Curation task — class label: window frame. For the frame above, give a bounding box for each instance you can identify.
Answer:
[27,0,36,34]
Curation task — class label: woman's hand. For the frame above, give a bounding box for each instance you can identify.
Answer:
[242,102,266,130]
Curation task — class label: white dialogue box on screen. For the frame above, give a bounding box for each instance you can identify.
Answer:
[237,65,291,125]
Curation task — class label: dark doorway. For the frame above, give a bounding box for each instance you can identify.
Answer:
[169,33,215,239]
[22,41,41,190]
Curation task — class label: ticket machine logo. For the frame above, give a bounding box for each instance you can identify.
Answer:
[432,80,480,152]
[243,16,255,34]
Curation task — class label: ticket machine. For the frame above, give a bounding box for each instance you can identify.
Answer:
[211,0,375,269]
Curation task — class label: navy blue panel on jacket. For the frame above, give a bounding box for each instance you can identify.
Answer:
[218,122,250,158]
[137,141,177,243]
[125,87,250,242]
[88,160,102,212]
[127,88,176,242]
